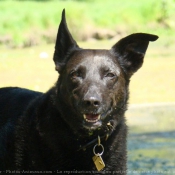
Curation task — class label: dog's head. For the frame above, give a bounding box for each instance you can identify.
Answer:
[53,10,158,137]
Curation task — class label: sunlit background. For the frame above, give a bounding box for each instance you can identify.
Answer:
[0,0,175,174]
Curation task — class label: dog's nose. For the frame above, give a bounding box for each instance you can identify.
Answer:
[83,86,102,109]
[83,97,101,108]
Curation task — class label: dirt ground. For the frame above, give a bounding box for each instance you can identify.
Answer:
[127,104,175,175]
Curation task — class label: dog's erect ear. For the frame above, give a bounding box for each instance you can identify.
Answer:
[110,33,158,77]
[53,9,79,73]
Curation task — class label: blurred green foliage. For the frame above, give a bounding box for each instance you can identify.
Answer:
[0,0,175,47]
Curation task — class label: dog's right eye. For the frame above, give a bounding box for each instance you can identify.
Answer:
[70,71,79,78]
[70,66,86,80]
[70,71,83,80]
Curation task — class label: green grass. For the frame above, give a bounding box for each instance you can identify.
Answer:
[0,0,175,47]
[0,40,175,104]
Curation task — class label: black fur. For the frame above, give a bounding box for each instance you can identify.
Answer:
[0,9,158,174]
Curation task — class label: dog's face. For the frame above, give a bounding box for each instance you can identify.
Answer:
[62,50,126,131]
[53,10,158,137]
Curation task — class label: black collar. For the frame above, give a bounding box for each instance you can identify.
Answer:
[74,119,116,151]
[77,134,108,151]
[77,120,116,151]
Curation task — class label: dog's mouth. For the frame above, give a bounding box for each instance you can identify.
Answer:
[82,112,115,136]
[83,114,101,123]
[82,113,102,130]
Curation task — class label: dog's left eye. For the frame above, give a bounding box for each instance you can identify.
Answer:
[105,72,115,78]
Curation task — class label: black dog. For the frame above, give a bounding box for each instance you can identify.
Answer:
[0,9,158,174]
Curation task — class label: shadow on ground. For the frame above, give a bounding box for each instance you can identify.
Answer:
[126,104,175,175]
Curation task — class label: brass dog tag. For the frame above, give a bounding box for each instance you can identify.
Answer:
[92,136,105,171]
[92,154,105,171]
